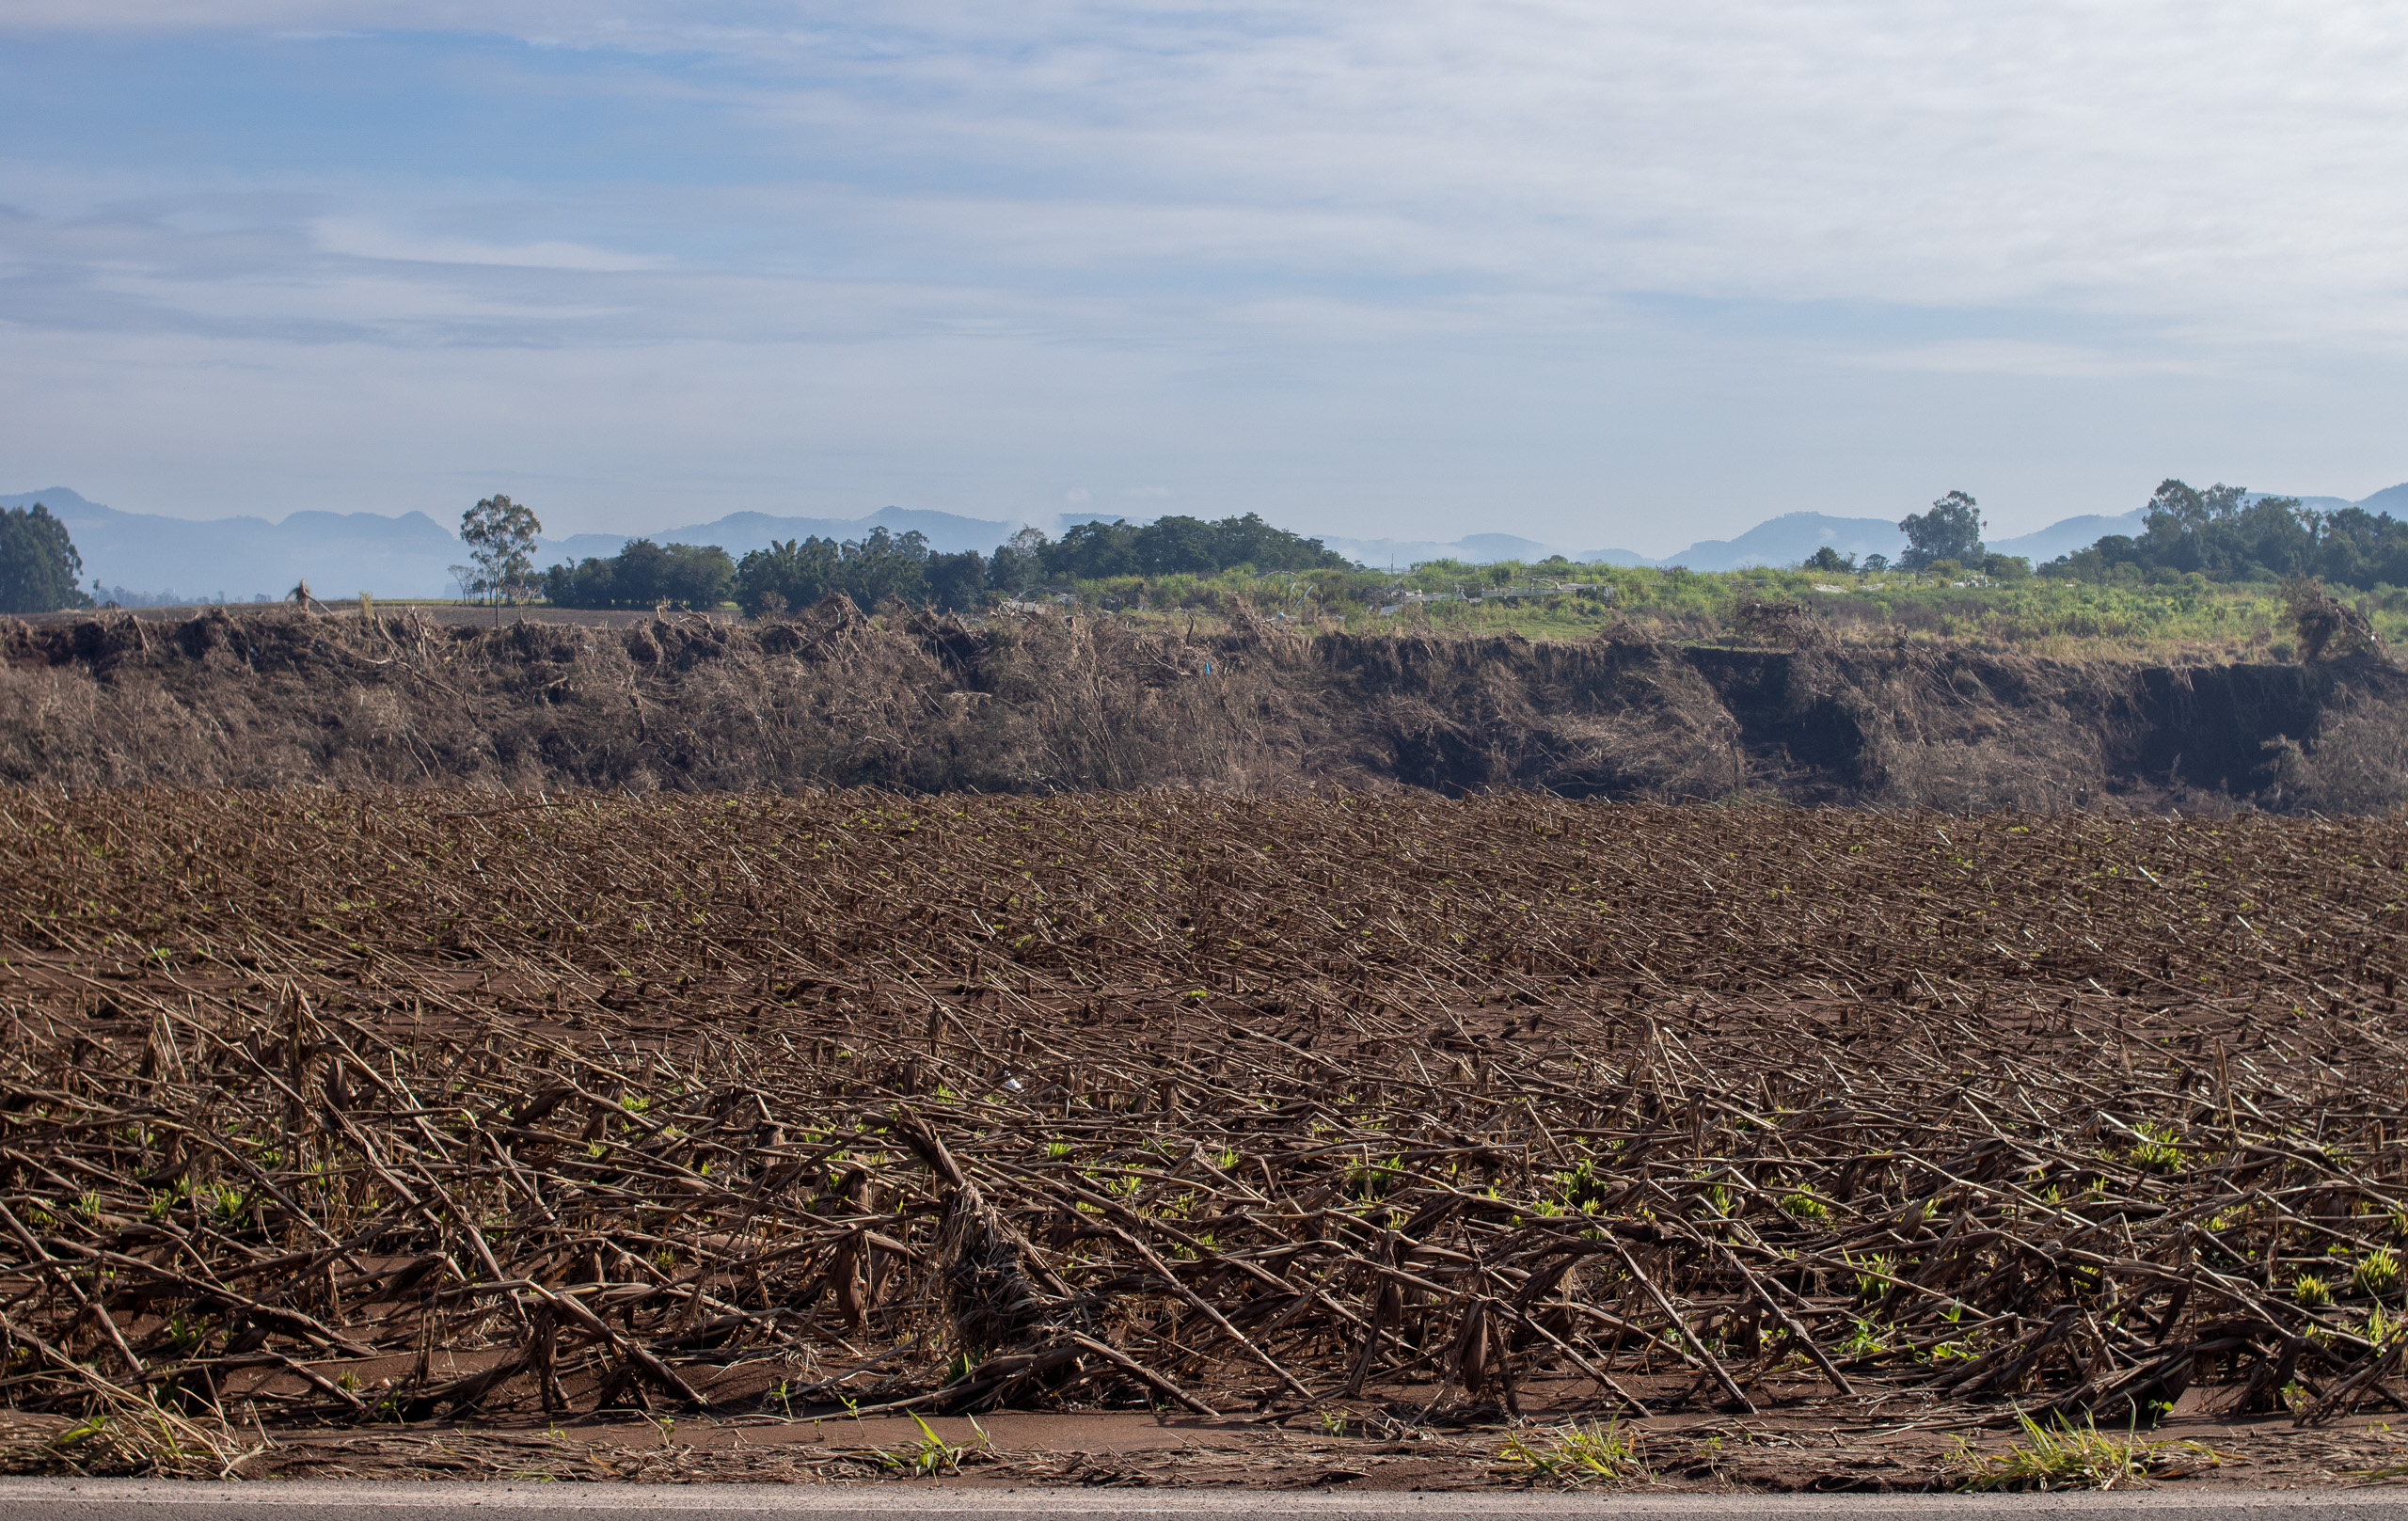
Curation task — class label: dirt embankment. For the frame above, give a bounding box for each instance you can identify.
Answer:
[2,601,2400,810]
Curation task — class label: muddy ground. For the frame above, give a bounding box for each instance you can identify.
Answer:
[44,1403,2404,1492]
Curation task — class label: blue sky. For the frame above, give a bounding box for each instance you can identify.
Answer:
[3,1,2405,555]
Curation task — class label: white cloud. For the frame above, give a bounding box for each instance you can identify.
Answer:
[12,4,2408,353]
[4,1,2407,544]
[312,218,663,272]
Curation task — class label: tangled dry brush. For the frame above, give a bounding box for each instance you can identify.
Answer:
[5,601,2405,810]
[0,790,2404,1473]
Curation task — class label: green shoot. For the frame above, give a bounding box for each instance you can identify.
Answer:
[1494,1419,1646,1485]
[2357,1247,2400,1296]
[875,1413,988,1477]
[1955,1414,2224,1491]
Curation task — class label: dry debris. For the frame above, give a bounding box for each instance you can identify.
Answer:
[0,789,2403,1487]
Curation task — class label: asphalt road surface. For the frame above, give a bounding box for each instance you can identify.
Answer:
[0,1483,2400,1521]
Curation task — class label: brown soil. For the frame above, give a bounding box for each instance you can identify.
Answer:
[3,791,2406,1491]
[115,1406,2408,1491]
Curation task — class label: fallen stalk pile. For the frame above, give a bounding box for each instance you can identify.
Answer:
[1,790,2405,1473]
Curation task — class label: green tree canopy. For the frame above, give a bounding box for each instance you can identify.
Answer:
[543,540,735,610]
[1899,491,1985,571]
[733,528,987,616]
[455,494,544,603]
[2041,478,2408,588]
[987,527,1049,595]
[1008,513,1348,584]
[0,502,95,614]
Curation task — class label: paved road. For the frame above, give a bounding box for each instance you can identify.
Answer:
[0,1482,2400,1521]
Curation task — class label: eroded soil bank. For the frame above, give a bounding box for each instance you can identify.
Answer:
[3,603,2402,811]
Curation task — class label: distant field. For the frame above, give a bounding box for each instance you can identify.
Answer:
[48,555,2408,666]
[3,791,2404,1486]
[1127,564,2408,666]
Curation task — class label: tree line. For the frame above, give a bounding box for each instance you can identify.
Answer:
[1800,490,2032,580]
[540,512,1347,614]
[1794,481,2408,592]
[10,481,2404,620]
[2039,480,2408,589]
[0,497,1345,616]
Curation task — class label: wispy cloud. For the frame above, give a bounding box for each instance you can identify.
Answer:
[311,218,663,271]
[1846,341,2212,382]
[1,2,2404,544]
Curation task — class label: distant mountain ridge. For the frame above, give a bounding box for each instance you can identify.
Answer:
[1335,508,2165,571]
[8,484,2404,600]
[544,507,1020,570]
[0,491,1021,601]
[1576,490,2408,571]
[5,487,464,603]
[1317,532,1562,568]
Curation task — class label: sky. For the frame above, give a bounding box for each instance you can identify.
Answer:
[2,2,2405,556]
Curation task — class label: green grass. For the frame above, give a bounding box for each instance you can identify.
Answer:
[1953,1415,2217,1492]
[982,557,2405,664]
[870,1414,989,1477]
[1495,1419,1648,1485]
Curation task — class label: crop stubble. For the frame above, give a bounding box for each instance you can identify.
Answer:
[0,789,2404,1480]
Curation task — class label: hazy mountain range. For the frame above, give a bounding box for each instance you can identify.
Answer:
[1323,487,2405,571]
[8,484,2404,603]
[4,491,1018,603]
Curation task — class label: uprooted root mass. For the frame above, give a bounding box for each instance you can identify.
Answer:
[1,790,2406,1473]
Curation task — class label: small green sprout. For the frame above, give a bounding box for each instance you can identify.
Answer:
[2128,1122,2183,1173]
[2357,1248,2400,1296]
[1852,1251,1898,1301]
[876,1413,988,1477]
[1495,1419,1646,1484]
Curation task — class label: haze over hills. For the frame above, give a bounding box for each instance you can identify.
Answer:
[2,491,1021,602]
[1329,510,2158,572]
[6,488,465,604]
[1319,532,1562,569]
[541,508,1019,572]
[7,484,2403,602]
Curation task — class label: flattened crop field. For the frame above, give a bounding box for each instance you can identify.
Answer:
[1,790,2405,1489]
